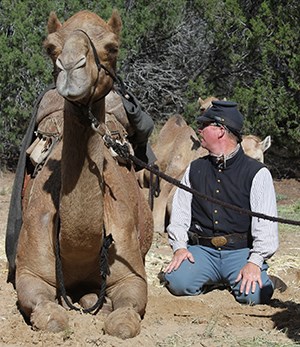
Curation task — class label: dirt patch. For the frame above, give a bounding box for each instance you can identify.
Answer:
[0,171,299,346]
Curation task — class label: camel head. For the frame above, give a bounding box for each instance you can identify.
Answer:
[242,135,271,163]
[198,96,219,112]
[198,96,227,113]
[43,10,122,105]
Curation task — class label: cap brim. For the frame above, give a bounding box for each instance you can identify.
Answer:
[196,114,213,124]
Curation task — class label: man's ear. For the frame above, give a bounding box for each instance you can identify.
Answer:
[218,126,226,138]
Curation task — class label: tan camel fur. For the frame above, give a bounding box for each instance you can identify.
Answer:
[241,134,271,163]
[15,10,153,339]
[147,115,206,232]
[198,96,219,111]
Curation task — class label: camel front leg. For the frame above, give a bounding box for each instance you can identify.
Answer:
[16,273,69,332]
[102,212,148,339]
[104,275,147,339]
[152,180,172,233]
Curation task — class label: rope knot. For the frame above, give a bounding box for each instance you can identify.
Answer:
[103,134,131,160]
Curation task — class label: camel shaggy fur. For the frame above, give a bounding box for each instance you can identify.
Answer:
[15,10,153,339]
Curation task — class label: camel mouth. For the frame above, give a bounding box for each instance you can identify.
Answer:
[56,80,90,101]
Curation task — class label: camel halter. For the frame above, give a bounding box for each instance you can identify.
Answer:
[76,29,117,83]
[55,30,117,313]
[59,29,117,128]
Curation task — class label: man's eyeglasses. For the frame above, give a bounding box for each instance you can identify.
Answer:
[198,122,221,131]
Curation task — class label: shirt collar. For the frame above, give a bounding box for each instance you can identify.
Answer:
[210,144,240,169]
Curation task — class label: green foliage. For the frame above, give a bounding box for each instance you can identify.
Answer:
[184,0,300,158]
[0,0,186,169]
[0,0,54,167]
[119,0,186,61]
[0,0,299,171]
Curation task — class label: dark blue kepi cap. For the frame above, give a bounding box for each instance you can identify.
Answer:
[197,100,244,132]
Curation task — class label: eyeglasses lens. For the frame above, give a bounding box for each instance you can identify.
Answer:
[198,122,212,130]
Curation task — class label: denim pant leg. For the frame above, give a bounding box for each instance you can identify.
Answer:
[164,245,222,296]
[220,248,274,305]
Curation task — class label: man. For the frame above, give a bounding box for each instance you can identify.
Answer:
[163,100,279,305]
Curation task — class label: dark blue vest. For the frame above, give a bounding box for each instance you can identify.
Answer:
[189,147,264,238]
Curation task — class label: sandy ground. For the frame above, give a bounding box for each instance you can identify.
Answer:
[0,171,299,346]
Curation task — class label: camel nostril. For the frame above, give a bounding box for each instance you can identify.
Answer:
[56,58,64,71]
[74,56,86,70]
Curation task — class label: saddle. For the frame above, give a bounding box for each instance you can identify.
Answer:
[26,88,133,173]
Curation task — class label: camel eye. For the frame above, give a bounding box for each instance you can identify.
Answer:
[105,42,118,55]
[46,44,61,60]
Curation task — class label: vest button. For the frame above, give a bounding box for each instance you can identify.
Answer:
[215,221,219,224]
[214,209,218,213]
[217,179,221,183]
[216,189,220,193]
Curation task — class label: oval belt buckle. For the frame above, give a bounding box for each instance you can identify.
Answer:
[211,236,227,248]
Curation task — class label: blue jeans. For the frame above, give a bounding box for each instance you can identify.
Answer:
[164,246,274,305]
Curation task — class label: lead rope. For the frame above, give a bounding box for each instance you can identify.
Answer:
[149,165,161,210]
[55,214,113,313]
[100,137,300,226]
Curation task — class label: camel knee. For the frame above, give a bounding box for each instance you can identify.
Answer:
[16,275,57,318]
[31,302,69,332]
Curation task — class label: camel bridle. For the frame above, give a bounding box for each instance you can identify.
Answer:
[54,29,117,314]
[57,29,117,129]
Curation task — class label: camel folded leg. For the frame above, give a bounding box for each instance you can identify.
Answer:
[104,275,147,339]
[16,274,69,332]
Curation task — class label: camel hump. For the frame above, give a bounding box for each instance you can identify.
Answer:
[172,114,187,127]
[159,115,187,133]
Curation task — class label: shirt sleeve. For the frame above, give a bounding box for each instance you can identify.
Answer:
[166,165,193,252]
[248,167,279,268]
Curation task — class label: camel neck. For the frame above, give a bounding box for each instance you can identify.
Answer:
[59,99,105,252]
[61,99,105,191]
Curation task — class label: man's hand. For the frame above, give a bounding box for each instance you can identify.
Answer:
[164,248,194,273]
[235,262,262,295]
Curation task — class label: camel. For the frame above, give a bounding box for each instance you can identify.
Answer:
[143,113,271,233]
[198,96,219,111]
[14,9,153,339]
[148,115,207,232]
[241,134,271,163]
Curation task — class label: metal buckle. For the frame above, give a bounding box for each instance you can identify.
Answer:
[211,236,227,248]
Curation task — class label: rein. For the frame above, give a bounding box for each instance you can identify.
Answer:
[55,215,113,313]
[101,137,300,227]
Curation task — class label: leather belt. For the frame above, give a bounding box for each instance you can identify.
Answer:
[188,231,249,250]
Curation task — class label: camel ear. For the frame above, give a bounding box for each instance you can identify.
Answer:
[108,9,122,37]
[198,97,204,105]
[260,135,271,152]
[47,11,62,34]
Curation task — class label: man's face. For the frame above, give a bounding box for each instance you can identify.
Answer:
[197,122,222,151]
